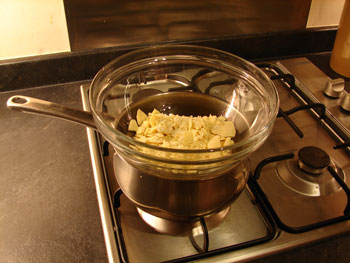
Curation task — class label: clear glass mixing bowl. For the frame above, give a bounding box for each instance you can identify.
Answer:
[89,45,279,177]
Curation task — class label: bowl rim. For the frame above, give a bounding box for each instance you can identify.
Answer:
[89,44,280,159]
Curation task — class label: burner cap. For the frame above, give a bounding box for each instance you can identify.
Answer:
[276,150,345,197]
[298,146,330,175]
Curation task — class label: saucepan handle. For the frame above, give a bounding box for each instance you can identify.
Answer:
[7,95,97,129]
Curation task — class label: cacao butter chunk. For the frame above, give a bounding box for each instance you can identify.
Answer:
[223,137,234,146]
[211,121,236,137]
[128,119,139,131]
[149,109,161,127]
[208,135,221,149]
[130,108,236,150]
[136,109,148,125]
[183,130,194,146]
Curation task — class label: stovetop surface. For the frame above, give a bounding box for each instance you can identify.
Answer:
[82,56,350,263]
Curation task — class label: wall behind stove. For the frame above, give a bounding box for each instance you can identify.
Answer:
[307,0,345,27]
[64,0,345,52]
[65,0,312,51]
[0,0,346,60]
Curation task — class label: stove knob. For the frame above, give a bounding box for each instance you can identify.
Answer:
[324,78,345,98]
[340,91,350,112]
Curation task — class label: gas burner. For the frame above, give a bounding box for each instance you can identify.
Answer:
[276,146,345,197]
[298,146,330,174]
[136,206,231,235]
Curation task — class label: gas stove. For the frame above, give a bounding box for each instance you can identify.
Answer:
[81,57,350,263]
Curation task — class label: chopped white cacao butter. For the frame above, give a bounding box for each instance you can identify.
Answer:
[136,108,148,125]
[211,121,236,137]
[128,109,236,150]
[183,130,194,146]
[128,119,139,132]
[207,135,221,149]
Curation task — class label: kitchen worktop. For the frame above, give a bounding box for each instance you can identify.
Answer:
[1,30,350,262]
[0,83,107,262]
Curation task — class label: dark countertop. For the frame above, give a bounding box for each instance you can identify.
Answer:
[0,82,107,262]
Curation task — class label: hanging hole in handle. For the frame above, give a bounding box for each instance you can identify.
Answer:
[11,96,28,104]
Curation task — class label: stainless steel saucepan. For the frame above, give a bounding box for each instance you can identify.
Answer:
[7,45,279,222]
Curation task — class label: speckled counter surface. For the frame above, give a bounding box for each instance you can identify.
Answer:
[0,82,107,262]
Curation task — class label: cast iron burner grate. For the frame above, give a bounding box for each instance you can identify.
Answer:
[250,151,350,234]
[251,63,350,234]
[257,63,350,150]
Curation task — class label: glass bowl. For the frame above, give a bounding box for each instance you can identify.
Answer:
[89,44,279,177]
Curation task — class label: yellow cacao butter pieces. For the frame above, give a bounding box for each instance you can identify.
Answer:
[128,109,235,149]
[128,119,139,132]
[136,109,148,125]
[211,120,236,137]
